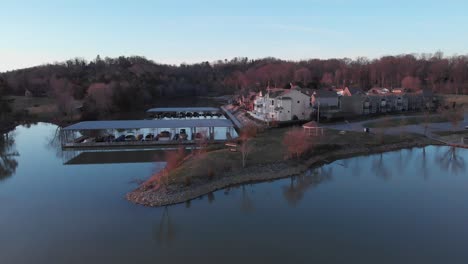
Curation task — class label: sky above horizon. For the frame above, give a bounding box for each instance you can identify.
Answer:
[1,0,467,72]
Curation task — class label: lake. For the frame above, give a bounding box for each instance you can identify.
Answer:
[1,123,467,264]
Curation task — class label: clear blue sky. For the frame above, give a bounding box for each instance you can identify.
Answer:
[1,0,467,72]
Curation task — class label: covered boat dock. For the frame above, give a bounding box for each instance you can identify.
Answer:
[146,107,222,119]
[61,119,237,148]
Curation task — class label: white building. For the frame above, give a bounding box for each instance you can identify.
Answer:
[252,88,313,122]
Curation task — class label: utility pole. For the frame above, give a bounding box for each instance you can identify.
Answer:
[317,101,320,123]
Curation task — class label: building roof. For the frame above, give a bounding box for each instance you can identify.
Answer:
[146,107,220,113]
[269,89,289,98]
[346,87,364,95]
[302,121,320,128]
[297,87,315,96]
[63,119,234,130]
[314,90,338,98]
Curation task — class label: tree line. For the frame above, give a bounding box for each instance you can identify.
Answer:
[0,52,467,118]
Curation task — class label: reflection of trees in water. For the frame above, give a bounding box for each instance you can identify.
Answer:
[420,147,429,179]
[398,149,414,174]
[153,207,176,248]
[207,192,215,204]
[372,153,392,180]
[282,167,333,207]
[46,126,64,159]
[241,185,254,213]
[0,132,19,181]
[435,146,466,175]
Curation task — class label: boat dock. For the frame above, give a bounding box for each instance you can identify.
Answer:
[60,117,238,149]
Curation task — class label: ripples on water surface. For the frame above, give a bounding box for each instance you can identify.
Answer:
[1,123,467,264]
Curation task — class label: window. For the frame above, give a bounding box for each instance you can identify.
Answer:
[271,100,274,105]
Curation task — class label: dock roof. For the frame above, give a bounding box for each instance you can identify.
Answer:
[63,119,234,130]
[146,107,220,113]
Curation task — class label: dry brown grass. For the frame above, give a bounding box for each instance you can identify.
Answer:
[438,94,468,109]
[164,126,424,185]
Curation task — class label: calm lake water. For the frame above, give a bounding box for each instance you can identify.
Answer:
[1,123,468,264]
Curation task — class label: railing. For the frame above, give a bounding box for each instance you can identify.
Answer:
[63,139,229,149]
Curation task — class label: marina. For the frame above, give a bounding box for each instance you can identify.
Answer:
[60,108,239,149]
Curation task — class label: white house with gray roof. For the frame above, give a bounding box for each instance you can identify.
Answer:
[252,87,313,121]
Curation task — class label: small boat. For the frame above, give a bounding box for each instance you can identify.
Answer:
[136,134,144,141]
[115,135,125,142]
[125,134,136,141]
[74,136,88,143]
[145,133,155,141]
[193,112,200,118]
[179,129,188,140]
[186,112,193,118]
[158,131,171,141]
[83,137,95,143]
[195,132,205,140]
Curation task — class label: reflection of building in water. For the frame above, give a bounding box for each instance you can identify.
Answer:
[61,148,184,165]
[0,132,18,181]
[282,167,333,206]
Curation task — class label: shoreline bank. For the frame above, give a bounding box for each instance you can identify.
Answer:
[127,138,440,207]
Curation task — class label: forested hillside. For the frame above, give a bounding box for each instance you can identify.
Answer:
[1,52,467,119]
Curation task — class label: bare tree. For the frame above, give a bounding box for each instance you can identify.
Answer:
[294,67,312,85]
[283,127,314,160]
[401,76,421,91]
[239,124,258,168]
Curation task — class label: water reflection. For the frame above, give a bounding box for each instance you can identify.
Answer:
[153,207,176,248]
[372,153,392,180]
[282,167,333,207]
[241,185,255,213]
[0,131,18,181]
[435,146,466,175]
[46,126,64,159]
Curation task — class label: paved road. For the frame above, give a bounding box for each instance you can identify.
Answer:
[324,112,468,137]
